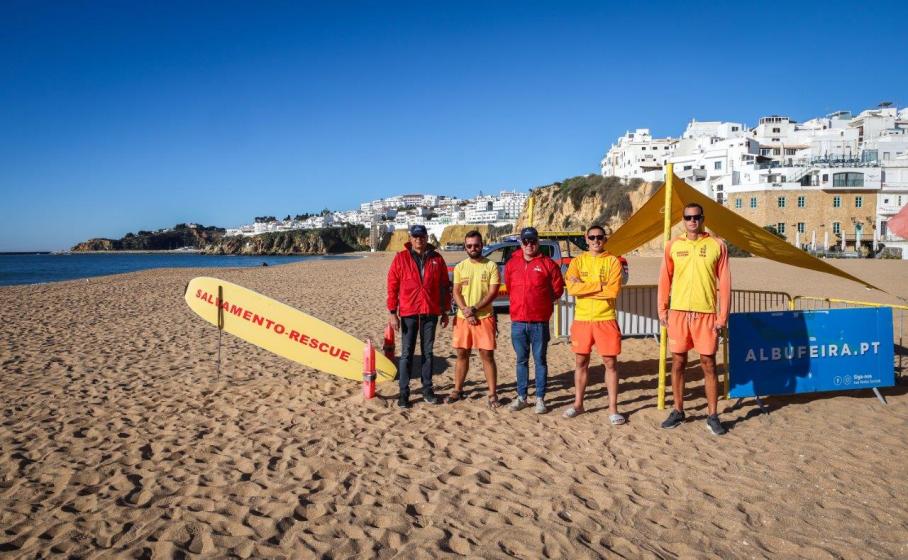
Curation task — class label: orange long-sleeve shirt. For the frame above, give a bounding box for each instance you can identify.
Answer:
[565,251,623,321]
[657,233,731,324]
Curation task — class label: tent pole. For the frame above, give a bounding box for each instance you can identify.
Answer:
[658,164,673,410]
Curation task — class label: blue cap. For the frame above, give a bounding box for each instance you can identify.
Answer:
[520,227,539,241]
[408,224,428,237]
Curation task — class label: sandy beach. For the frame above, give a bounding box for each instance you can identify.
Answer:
[1,254,907,559]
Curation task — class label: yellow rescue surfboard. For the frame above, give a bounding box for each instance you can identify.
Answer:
[184,276,396,382]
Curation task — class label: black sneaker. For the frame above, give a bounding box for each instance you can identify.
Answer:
[706,414,726,436]
[423,392,441,405]
[398,396,411,409]
[660,409,685,429]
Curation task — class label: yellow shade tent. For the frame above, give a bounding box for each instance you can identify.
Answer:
[603,166,883,409]
[605,170,883,292]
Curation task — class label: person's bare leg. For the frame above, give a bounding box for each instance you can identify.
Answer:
[671,352,688,411]
[573,354,590,410]
[603,356,619,415]
[479,349,497,397]
[700,354,719,415]
[453,348,470,394]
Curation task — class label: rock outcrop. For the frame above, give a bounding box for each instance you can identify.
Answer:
[203,225,369,255]
[72,224,225,251]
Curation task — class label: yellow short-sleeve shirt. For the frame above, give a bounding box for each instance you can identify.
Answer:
[453,258,500,319]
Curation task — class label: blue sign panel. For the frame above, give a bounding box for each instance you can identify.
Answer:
[728,307,894,398]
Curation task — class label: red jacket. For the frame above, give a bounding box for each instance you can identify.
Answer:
[387,243,450,317]
[504,253,565,322]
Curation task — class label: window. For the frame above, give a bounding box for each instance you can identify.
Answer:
[641,147,646,150]
[855,223,863,232]
[832,222,841,235]
[855,196,863,208]
[777,196,786,208]
[735,198,743,209]
[785,148,797,156]
[777,223,786,234]
[714,161,722,170]
[797,196,806,208]
[773,148,781,155]
[717,193,725,204]
[833,172,864,187]
[883,152,890,160]
[822,174,829,183]
[750,197,758,209]
[772,138,780,143]
[760,148,771,156]
[797,222,805,233]
[772,127,781,133]
[732,126,739,131]
[833,196,841,208]
[683,165,692,171]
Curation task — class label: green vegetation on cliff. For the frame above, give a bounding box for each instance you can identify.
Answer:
[72,224,225,251]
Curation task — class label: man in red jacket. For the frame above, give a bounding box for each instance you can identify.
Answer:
[387,224,451,408]
[504,227,565,414]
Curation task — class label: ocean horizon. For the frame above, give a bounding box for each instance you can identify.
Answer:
[0,252,354,286]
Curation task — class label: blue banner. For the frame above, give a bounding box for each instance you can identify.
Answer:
[728,307,894,398]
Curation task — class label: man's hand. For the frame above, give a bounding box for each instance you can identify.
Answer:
[658,313,667,328]
[714,322,726,334]
[468,315,479,326]
[441,314,450,328]
[388,313,400,332]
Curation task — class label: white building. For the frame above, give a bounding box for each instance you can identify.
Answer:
[600,128,676,181]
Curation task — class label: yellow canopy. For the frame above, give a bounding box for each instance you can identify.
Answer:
[605,171,883,292]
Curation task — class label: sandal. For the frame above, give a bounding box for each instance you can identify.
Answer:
[487,394,502,409]
[445,391,465,404]
[609,413,626,425]
[562,406,584,419]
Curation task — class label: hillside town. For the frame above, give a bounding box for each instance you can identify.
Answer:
[225,190,528,242]
[601,103,908,257]
[224,103,908,259]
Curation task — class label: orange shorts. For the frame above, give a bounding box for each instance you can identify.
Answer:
[667,310,718,355]
[570,320,621,356]
[452,315,497,351]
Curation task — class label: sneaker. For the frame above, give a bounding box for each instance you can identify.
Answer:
[534,398,547,415]
[706,414,726,435]
[398,396,411,409]
[509,396,529,412]
[423,392,441,405]
[660,409,685,429]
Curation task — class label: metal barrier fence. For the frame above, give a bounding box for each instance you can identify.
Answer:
[790,296,907,377]
[554,287,791,339]
[553,285,662,339]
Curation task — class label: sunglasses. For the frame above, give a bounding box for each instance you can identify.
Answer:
[465,243,482,249]
[587,235,605,241]
[521,239,539,245]
[683,215,704,222]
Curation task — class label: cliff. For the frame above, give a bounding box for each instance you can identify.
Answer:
[203,225,369,255]
[514,175,675,255]
[72,224,225,252]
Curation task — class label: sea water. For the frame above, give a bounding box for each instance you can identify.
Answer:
[0,253,353,286]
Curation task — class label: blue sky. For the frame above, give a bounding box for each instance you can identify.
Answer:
[1,1,906,251]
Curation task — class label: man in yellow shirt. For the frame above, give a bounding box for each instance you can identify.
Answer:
[563,225,625,424]
[657,202,731,435]
[448,231,501,408]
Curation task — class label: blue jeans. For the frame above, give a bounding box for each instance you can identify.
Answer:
[511,321,550,400]
[398,315,438,398]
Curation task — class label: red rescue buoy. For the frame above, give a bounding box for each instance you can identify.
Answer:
[382,324,395,361]
[362,338,376,399]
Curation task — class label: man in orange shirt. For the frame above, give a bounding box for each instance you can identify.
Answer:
[657,203,731,435]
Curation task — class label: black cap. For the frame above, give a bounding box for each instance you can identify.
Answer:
[408,224,428,237]
[520,227,539,241]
